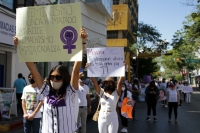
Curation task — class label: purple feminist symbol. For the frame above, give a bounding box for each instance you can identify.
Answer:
[60,26,78,54]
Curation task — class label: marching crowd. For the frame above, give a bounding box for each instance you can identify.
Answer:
[12,29,193,133]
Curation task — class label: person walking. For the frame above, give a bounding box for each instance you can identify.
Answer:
[76,73,91,133]
[22,73,44,133]
[118,83,132,133]
[14,73,26,114]
[166,85,180,123]
[13,28,88,133]
[145,80,159,121]
[130,79,140,120]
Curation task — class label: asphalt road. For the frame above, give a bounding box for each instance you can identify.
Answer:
[6,89,200,133]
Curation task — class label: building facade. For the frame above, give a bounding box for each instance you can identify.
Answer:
[106,0,138,81]
[0,0,112,87]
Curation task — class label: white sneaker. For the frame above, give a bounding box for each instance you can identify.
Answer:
[121,128,127,132]
[165,105,168,108]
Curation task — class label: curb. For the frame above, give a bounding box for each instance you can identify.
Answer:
[0,120,23,132]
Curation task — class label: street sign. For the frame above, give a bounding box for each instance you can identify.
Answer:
[186,59,200,63]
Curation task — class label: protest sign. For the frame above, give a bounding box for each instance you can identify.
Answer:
[0,88,17,118]
[182,86,193,93]
[16,3,82,62]
[87,47,125,77]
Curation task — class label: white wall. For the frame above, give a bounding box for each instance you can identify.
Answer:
[79,1,107,47]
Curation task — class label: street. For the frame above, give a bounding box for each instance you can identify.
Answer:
[5,89,200,133]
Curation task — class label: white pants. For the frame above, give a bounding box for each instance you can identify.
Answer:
[98,111,119,133]
[186,93,191,103]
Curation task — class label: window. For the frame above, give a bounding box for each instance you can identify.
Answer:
[107,31,118,39]
[113,0,119,5]
[0,0,14,10]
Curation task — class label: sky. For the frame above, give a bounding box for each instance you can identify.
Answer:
[138,0,197,43]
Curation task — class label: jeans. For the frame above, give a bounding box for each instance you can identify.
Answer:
[16,93,23,113]
[132,96,139,118]
[76,107,87,133]
[168,102,178,119]
[23,118,41,133]
[147,101,157,116]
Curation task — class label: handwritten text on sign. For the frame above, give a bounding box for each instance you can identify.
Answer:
[87,47,125,77]
[16,3,82,62]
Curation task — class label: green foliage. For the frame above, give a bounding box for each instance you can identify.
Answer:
[174,74,183,81]
[130,22,169,54]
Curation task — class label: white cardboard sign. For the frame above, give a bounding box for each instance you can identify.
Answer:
[87,47,125,77]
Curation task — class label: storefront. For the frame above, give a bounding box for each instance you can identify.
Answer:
[0,10,16,87]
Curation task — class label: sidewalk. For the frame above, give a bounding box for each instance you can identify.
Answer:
[0,114,23,132]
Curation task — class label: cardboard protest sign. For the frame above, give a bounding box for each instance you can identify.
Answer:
[182,86,193,93]
[87,47,125,77]
[16,3,82,62]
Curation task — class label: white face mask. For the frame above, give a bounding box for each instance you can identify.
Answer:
[50,81,63,90]
[122,87,125,91]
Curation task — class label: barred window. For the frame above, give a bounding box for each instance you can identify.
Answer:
[113,0,119,5]
[107,31,118,39]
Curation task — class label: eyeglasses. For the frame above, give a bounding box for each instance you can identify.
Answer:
[50,75,62,81]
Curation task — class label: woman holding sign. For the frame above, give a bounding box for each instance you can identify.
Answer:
[13,28,88,133]
[87,63,125,133]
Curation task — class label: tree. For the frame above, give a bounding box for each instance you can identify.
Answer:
[136,58,160,79]
[130,22,169,77]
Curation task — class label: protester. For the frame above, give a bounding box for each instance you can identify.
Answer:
[166,85,180,123]
[13,73,26,114]
[130,79,140,120]
[21,73,44,133]
[145,80,159,121]
[76,73,91,133]
[118,83,132,133]
[184,83,193,103]
[14,28,88,133]
[90,75,124,133]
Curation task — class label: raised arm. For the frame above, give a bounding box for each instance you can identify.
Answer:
[116,76,124,96]
[13,37,43,89]
[70,28,88,90]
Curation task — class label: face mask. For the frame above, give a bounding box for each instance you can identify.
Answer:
[104,85,113,92]
[122,87,125,91]
[29,78,35,84]
[50,81,63,90]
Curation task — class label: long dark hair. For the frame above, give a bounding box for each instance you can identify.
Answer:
[119,83,128,102]
[148,80,157,89]
[166,82,171,88]
[132,79,140,89]
[48,65,71,98]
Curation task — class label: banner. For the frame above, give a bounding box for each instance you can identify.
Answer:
[0,88,17,118]
[87,47,125,77]
[16,3,82,62]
